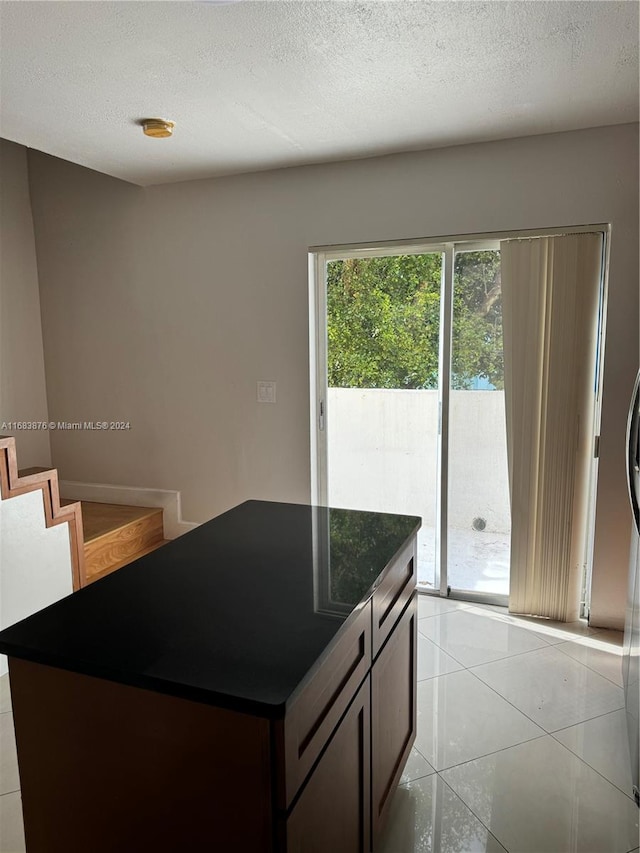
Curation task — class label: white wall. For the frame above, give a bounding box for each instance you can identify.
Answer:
[0,139,51,467]
[328,389,510,532]
[26,123,639,629]
[0,489,73,675]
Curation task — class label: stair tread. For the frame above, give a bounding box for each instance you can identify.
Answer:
[60,500,163,542]
[17,466,53,477]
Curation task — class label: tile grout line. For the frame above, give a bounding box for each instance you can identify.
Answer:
[467,659,625,734]
[416,644,571,738]
[415,666,553,778]
[417,620,566,672]
[436,734,637,836]
[437,773,510,853]
[415,631,469,668]
[550,705,629,735]
[417,620,624,738]
[548,728,638,804]
[398,769,435,788]
[411,741,436,773]
[466,642,624,695]
[430,731,549,775]
[415,633,466,677]
[463,642,555,669]
[419,662,551,741]
[552,642,625,688]
[416,610,559,668]
[427,638,560,680]
[462,665,556,733]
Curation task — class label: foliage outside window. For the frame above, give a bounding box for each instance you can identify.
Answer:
[327,251,503,390]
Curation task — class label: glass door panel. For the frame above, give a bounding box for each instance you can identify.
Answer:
[324,253,443,591]
[447,248,510,598]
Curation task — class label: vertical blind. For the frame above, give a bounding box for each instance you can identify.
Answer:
[501,233,603,621]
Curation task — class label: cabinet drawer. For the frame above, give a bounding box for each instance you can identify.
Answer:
[276,600,371,810]
[371,538,416,658]
[282,675,371,853]
[371,594,417,847]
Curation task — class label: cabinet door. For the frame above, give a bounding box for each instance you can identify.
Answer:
[371,594,417,847]
[371,538,416,658]
[284,676,371,853]
[276,600,371,810]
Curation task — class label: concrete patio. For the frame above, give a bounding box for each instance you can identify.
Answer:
[415,526,510,596]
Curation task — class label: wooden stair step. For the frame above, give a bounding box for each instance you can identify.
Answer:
[59,500,162,542]
[17,466,54,477]
[60,500,166,582]
[13,461,170,586]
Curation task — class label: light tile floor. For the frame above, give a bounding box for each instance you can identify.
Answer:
[0,599,638,853]
[378,597,639,853]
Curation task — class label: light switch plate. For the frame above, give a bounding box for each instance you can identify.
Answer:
[257,381,276,403]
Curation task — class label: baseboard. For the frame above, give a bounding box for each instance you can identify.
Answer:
[589,615,625,632]
[58,481,199,541]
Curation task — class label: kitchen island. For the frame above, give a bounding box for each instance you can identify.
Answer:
[0,500,420,852]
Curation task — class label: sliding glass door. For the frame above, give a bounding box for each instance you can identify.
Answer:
[321,251,443,591]
[446,248,510,600]
[312,241,511,604]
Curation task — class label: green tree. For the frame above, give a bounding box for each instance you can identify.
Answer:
[327,250,503,390]
[327,254,442,389]
[451,250,503,389]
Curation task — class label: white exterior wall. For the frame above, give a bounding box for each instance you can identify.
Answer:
[0,490,73,676]
[327,389,510,532]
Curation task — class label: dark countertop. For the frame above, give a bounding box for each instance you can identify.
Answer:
[0,500,420,717]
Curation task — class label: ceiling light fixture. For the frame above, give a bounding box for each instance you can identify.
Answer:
[141,118,175,139]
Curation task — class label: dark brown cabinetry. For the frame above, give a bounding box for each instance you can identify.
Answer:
[281,589,417,852]
[372,595,417,845]
[275,598,372,811]
[276,544,417,851]
[372,538,416,657]
[283,676,372,853]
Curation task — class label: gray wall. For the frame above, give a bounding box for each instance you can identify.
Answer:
[27,123,639,629]
[0,139,51,467]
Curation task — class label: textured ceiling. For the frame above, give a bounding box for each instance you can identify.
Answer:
[0,1,637,186]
